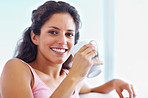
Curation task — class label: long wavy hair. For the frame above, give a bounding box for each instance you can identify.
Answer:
[14,1,81,69]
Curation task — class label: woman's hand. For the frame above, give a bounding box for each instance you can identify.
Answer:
[114,79,136,98]
[90,79,136,98]
[69,43,103,80]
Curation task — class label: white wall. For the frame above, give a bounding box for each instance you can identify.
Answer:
[115,0,148,97]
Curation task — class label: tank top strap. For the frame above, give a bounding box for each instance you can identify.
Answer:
[18,59,38,76]
[62,69,69,75]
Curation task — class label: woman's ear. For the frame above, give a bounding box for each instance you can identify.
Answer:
[31,31,39,45]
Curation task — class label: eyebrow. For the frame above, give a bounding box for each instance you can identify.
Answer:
[49,26,75,32]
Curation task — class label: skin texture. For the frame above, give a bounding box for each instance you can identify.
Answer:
[0,13,136,98]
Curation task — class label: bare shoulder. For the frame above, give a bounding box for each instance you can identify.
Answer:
[0,59,34,97]
[4,58,25,67]
[1,58,32,83]
[3,58,24,68]
[2,58,31,75]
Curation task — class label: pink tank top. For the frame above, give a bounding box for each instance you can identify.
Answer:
[20,59,80,98]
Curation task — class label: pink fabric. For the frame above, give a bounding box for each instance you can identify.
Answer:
[20,59,80,98]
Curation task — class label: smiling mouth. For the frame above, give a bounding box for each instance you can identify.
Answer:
[50,48,68,53]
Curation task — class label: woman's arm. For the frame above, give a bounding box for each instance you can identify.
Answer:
[0,59,34,98]
[91,79,116,94]
[50,71,81,98]
[79,79,136,98]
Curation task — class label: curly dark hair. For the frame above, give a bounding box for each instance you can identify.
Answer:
[14,1,81,68]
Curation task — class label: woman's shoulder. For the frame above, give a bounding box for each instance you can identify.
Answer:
[6,58,24,63]
[1,58,32,79]
[5,58,24,65]
[4,58,28,70]
[0,58,33,97]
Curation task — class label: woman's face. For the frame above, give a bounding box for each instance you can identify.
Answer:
[36,13,75,64]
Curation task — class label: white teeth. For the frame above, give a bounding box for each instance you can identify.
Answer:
[51,48,66,53]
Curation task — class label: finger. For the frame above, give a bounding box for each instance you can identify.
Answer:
[78,43,93,53]
[124,84,133,98]
[92,59,103,65]
[86,50,98,59]
[116,89,124,98]
[131,84,136,97]
[79,44,97,58]
[83,46,96,54]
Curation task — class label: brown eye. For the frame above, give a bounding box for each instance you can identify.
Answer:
[48,31,57,34]
[65,33,74,37]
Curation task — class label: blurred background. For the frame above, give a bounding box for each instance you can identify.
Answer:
[0,0,148,97]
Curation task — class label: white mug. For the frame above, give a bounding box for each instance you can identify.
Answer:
[70,40,102,78]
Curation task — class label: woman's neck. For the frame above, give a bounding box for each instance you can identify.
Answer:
[29,57,63,79]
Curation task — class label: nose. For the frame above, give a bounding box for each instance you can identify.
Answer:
[57,33,67,45]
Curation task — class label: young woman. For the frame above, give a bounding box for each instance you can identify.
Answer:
[0,1,136,98]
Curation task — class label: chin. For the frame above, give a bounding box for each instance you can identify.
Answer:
[53,55,70,65]
[55,59,65,64]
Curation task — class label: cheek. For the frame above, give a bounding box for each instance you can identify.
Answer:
[39,35,52,47]
[40,34,52,43]
[68,40,74,50]
[40,36,47,45]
